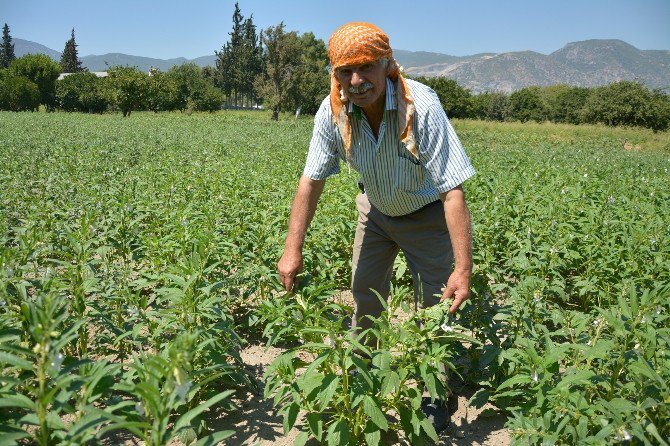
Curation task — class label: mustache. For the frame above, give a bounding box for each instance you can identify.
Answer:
[348,82,374,94]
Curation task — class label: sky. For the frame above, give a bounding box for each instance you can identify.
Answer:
[2,0,669,59]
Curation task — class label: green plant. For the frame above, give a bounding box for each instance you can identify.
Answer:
[265,289,477,445]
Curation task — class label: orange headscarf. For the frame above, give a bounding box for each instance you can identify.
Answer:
[328,22,417,159]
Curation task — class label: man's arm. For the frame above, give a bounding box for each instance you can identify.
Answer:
[439,185,473,313]
[277,176,326,291]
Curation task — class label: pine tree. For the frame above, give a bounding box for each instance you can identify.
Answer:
[0,23,16,68]
[215,2,256,107]
[60,28,85,73]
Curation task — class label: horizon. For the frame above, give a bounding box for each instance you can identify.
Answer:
[12,36,665,62]
[2,0,669,60]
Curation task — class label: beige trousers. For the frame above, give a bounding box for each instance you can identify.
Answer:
[351,193,454,331]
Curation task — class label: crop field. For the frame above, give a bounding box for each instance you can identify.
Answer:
[1,111,669,446]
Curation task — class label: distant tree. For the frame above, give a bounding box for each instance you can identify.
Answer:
[165,63,223,112]
[240,15,263,106]
[254,23,302,120]
[1,23,16,68]
[644,90,670,132]
[214,2,262,107]
[582,81,669,131]
[105,66,149,116]
[201,66,217,86]
[56,72,107,112]
[10,54,61,109]
[60,28,86,73]
[541,84,590,124]
[0,69,40,111]
[293,32,329,115]
[415,76,472,119]
[193,84,224,112]
[509,86,547,122]
[146,68,179,112]
[470,92,510,121]
[215,2,245,106]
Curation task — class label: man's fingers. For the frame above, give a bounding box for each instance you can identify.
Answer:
[440,284,456,302]
[449,290,470,314]
[280,273,295,292]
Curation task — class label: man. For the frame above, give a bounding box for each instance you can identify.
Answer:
[277,22,475,429]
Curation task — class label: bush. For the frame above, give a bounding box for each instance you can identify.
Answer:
[582,81,670,131]
[146,68,179,112]
[541,84,590,125]
[0,70,40,111]
[106,66,149,117]
[415,76,473,119]
[10,54,61,109]
[509,87,547,122]
[56,72,107,113]
[166,63,223,112]
[471,92,510,121]
[193,84,224,112]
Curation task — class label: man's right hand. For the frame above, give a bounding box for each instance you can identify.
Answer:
[278,249,303,291]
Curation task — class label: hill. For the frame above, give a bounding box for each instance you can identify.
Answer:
[404,39,670,93]
[12,37,670,93]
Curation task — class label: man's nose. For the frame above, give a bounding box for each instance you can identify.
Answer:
[350,70,364,85]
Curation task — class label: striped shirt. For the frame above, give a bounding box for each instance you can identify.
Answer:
[303,78,475,217]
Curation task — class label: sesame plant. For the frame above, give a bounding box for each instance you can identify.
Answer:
[263,286,478,445]
[0,288,117,445]
[1,111,669,445]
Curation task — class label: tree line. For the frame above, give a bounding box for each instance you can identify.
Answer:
[2,6,669,131]
[0,4,329,119]
[414,77,670,132]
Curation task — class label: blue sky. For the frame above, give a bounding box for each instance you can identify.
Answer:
[2,0,669,59]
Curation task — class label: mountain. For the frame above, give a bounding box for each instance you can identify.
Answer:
[392,49,495,69]
[12,37,670,93]
[404,39,670,93]
[14,38,62,61]
[14,38,216,71]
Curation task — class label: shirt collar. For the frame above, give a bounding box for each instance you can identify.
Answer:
[348,77,397,114]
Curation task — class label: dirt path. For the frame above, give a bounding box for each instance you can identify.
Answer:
[217,343,510,446]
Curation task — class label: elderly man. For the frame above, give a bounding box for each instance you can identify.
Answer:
[277,22,475,429]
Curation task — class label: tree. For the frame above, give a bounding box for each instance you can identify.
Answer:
[215,2,245,106]
[254,23,302,120]
[240,15,263,106]
[214,3,262,107]
[10,54,61,109]
[293,32,329,115]
[1,23,16,69]
[105,66,149,116]
[509,86,547,122]
[60,28,86,73]
[416,76,472,119]
[471,92,509,121]
[146,68,179,112]
[541,84,590,124]
[165,64,223,112]
[582,81,670,131]
[0,69,40,111]
[56,72,107,112]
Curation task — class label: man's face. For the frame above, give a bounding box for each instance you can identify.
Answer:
[335,60,389,114]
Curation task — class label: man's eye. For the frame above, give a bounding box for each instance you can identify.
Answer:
[361,64,372,71]
[339,69,352,76]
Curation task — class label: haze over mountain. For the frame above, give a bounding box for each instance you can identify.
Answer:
[13,38,670,94]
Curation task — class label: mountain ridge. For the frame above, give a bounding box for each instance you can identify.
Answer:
[12,37,670,93]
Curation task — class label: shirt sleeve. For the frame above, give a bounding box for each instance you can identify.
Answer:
[417,104,476,193]
[303,98,343,180]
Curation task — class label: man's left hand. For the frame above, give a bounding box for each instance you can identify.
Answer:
[441,268,471,313]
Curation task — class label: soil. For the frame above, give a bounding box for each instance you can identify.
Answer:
[217,290,510,446]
